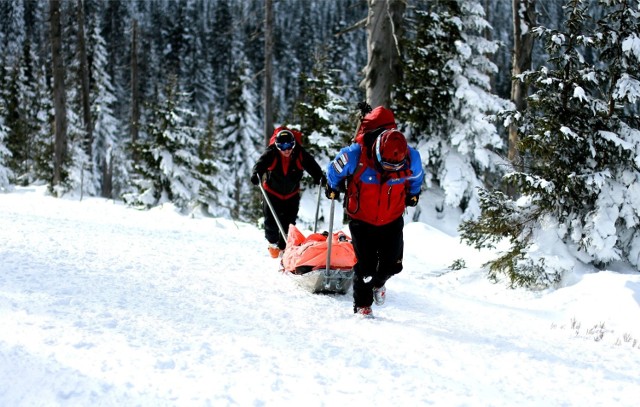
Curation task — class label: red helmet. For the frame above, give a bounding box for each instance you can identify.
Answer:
[374,129,408,171]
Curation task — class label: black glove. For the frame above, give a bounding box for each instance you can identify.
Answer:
[325,184,340,200]
[250,172,261,186]
[314,175,326,186]
[406,194,419,207]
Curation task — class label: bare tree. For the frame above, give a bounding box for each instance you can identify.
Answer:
[50,0,68,189]
[361,0,405,108]
[263,0,274,146]
[508,0,536,179]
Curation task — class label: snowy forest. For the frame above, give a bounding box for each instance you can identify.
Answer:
[0,0,639,287]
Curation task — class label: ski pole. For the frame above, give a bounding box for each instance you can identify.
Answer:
[258,182,287,241]
[313,183,322,233]
[325,197,335,274]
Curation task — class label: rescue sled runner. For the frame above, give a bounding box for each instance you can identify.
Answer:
[281,224,356,294]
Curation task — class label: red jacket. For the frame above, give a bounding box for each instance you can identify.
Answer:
[253,145,323,200]
[338,144,423,225]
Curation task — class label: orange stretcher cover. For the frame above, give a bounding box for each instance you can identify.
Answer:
[282,224,357,273]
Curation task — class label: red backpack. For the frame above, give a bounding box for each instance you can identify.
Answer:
[354,106,397,147]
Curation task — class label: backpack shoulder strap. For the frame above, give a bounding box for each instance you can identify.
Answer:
[266,148,280,171]
[294,147,304,169]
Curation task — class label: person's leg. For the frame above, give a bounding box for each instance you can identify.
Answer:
[276,194,300,250]
[372,216,404,288]
[349,219,378,311]
[263,197,280,246]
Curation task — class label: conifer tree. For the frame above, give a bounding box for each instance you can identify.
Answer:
[193,110,220,216]
[210,0,233,111]
[30,64,54,186]
[0,1,32,184]
[217,56,261,222]
[56,0,92,197]
[18,47,50,186]
[125,78,204,210]
[293,51,351,164]
[3,0,25,69]
[65,84,94,197]
[396,0,511,219]
[3,52,32,184]
[460,0,640,287]
[100,0,130,123]
[89,22,125,198]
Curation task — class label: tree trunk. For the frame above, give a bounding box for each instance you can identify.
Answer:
[361,0,405,109]
[50,0,68,190]
[263,0,274,146]
[77,0,92,157]
[102,154,113,199]
[131,19,140,156]
[509,0,536,175]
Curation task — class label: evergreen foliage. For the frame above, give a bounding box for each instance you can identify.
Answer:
[29,65,54,186]
[396,2,459,137]
[2,56,31,184]
[0,0,33,186]
[0,0,369,208]
[210,0,234,105]
[193,111,220,216]
[461,0,640,287]
[396,0,512,219]
[217,57,262,222]
[89,22,125,198]
[125,79,206,211]
[293,51,353,166]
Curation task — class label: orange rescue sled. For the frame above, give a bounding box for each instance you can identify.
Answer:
[282,224,356,294]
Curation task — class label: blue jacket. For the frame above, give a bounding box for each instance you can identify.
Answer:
[327,143,424,225]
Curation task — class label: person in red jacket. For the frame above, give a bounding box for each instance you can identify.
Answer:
[251,127,324,258]
[325,106,424,317]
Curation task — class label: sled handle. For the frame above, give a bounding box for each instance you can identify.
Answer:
[313,183,322,233]
[258,182,287,241]
[325,197,336,274]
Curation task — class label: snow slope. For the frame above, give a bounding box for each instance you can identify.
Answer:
[1,187,639,406]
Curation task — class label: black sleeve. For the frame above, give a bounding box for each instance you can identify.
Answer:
[300,147,324,180]
[252,147,276,175]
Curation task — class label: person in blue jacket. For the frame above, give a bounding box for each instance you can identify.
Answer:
[325,106,424,317]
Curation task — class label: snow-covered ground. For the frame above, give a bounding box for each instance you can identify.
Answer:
[1,187,639,406]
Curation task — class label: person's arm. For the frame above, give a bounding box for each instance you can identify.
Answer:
[252,147,275,176]
[251,147,275,185]
[326,144,361,189]
[300,148,324,184]
[406,148,424,196]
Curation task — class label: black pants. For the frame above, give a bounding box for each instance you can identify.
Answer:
[263,192,300,250]
[349,216,404,310]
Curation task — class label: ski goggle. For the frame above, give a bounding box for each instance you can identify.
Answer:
[378,157,405,171]
[276,140,295,151]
